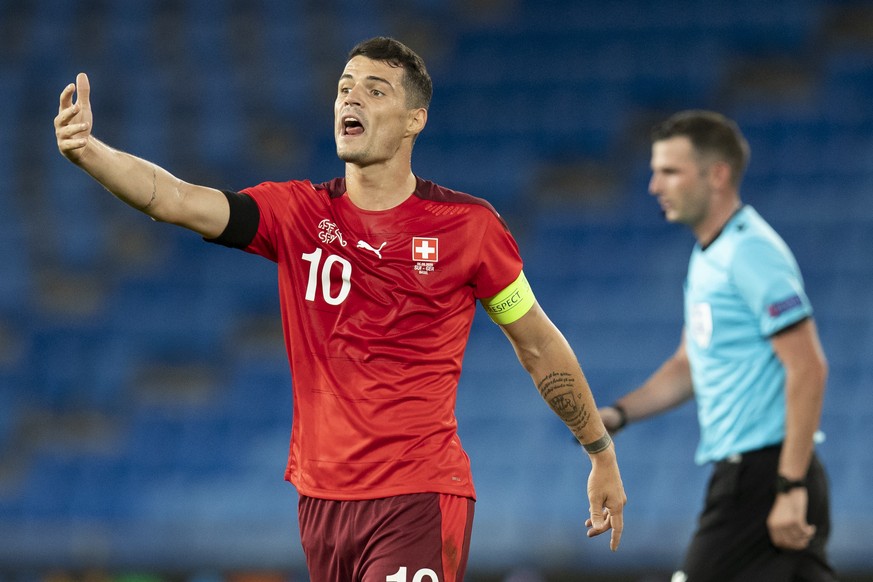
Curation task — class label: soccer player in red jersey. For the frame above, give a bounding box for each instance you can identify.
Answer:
[55,37,626,581]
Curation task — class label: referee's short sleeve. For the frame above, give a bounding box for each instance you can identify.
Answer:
[732,236,812,337]
[203,190,260,249]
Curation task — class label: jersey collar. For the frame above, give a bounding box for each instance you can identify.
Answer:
[700,204,745,252]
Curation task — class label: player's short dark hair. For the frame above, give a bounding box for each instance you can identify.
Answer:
[348,37,433,110]
[651,110,750,187]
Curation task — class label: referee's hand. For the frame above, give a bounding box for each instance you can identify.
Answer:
[571,407,626,447]
[599,406,626,435]
[767,488,815,550]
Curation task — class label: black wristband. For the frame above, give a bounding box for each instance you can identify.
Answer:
[776,474,807,494]
[611,404,628,431]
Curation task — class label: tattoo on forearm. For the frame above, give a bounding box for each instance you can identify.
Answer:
[141,167,157,211]
[537,371,591,432]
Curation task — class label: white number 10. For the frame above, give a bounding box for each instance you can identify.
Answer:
[301,248,352,305]
[386,567,439,582]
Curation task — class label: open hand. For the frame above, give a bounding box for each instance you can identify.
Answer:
[55,72,93,163]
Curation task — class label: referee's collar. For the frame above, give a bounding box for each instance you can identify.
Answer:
[700,204,745,252]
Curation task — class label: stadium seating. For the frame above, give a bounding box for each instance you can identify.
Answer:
[0,0,871,577]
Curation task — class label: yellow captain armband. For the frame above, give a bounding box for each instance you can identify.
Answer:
[481,270,536,325]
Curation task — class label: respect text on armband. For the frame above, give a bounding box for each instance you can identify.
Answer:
[484,290,523,316]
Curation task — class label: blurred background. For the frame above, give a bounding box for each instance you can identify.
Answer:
[1,0,872,580]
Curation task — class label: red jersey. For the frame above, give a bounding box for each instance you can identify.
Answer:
[240,177,523,500]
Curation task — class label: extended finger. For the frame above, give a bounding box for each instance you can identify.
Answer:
[58,136,88,152]
[58,82,75,112]
[76,72,91,108]
[57,122,90,139]
[609,508,623,551]
[54,103,81,129]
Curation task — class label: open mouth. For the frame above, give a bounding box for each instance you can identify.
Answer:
[342,116,364,136]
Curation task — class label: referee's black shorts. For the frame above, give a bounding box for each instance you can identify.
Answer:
[677,444,836,582]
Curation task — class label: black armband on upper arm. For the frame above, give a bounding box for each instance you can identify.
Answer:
[204,190,260,249]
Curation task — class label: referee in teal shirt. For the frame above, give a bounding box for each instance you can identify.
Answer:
[600,111,835,582]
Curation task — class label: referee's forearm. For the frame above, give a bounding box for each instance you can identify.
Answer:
[616,349,694,423]
[780,370,825,479]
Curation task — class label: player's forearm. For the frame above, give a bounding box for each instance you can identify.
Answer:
[523,334,613,451]
[75,137,193,223]
[74,137,228,236]
[501,304,613,451]
[74,137,163,212]
[537,368,609,447]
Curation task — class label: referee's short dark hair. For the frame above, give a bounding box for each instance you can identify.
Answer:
[652,110,751,187]
[348,37,433,110]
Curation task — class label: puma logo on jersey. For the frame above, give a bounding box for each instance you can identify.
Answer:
[356,240,387,259]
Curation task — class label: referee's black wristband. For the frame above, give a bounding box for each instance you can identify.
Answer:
[611,404,628,431]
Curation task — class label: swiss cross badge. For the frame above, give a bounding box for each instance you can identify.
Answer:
[412,237,438,275]
[412,237,439,262]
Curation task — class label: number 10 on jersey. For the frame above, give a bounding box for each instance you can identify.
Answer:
[301,248,352,305]
[386,567,439,582]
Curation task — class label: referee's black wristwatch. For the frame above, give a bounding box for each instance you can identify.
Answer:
[775,474,807,494]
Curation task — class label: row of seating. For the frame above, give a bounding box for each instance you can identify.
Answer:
[0,0,871,574]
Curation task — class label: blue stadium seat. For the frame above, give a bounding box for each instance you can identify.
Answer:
[412,138,535,211]
[41,156,108,271]
[2,0,873,573]
[0,76,26,301]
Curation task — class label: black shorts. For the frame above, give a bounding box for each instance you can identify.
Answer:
[298,493,474,582]
[679,445,837,582]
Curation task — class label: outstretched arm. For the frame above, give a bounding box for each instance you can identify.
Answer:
[500,302,627,551]
[54,73,230,237]
[599,333,695,433]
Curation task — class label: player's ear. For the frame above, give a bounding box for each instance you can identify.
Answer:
[407,107,427,137]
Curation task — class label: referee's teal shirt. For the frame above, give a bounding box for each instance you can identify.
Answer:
[684,206,813,464]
